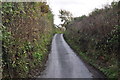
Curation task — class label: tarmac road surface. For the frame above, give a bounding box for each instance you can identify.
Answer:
[39,34,105,78]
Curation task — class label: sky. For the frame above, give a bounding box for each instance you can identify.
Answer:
[47,0,118,25]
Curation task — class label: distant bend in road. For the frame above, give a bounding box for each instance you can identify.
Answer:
[38,34,103,78]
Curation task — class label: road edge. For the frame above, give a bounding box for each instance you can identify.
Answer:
[62,34,107,79]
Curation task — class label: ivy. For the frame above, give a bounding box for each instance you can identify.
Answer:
[2,2,53,78]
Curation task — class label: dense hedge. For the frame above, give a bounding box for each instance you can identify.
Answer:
[1,2,53,78]
[64,1,119,78]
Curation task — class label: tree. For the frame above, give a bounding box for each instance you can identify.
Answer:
[59,9,73,27]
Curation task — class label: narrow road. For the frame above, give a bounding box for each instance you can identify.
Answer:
[39,34,103,78]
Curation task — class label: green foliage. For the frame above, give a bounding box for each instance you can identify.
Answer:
[53,27,64,34]
[64,1,119,78]
[2,2,54,78]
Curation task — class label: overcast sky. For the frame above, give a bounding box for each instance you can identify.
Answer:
[47,0,118,25]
